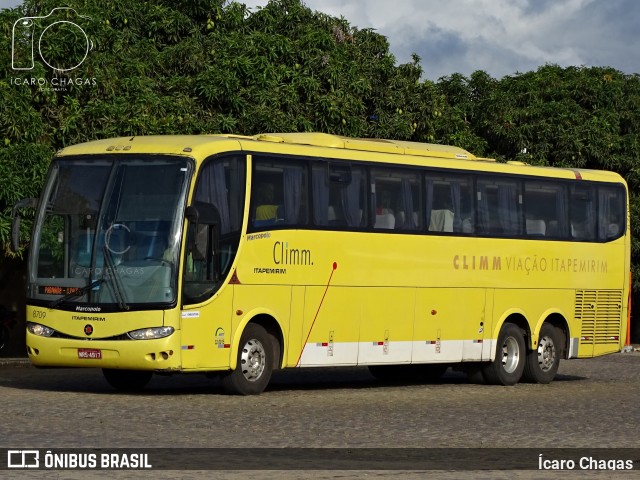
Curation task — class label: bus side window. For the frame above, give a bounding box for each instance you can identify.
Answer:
[429,184,454,232]
[252,158,307,228]
[313,162,365,229]
[254,183,281,226]
[477,178,522,236]
[185,156,246,304]
[598,185,625,241]
[568,185,596,241]
[371,170,398,230]
[395,174,421,231]
[524,181,568,239]
[425,172,473,234]
[371,167,421,231]
[374,189,395,229]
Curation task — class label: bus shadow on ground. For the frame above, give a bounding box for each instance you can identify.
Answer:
[0,365,587,395]
[550,373,586,382]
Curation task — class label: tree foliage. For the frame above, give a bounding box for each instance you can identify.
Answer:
[1,0,639,285]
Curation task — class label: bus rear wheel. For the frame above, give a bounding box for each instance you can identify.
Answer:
[482,323,525,386]
[102,369,153,391]
[222,324,274,395]
[523,323,561,384]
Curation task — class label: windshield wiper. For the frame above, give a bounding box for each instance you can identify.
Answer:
[50,278,105,308]
[102,245,130,311]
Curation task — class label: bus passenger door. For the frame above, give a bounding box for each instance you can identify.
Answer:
[180,211,235,370]
[180,285,234,369]
[413,288,487,363]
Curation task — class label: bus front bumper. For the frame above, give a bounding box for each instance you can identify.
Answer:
[26,331,182,371]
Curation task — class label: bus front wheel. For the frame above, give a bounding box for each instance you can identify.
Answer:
[522,323,561,384]
[222,324,274,395]
[482,323,525,386]
[102,369,153,391]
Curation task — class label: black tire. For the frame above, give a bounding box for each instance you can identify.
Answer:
[522,323,561,384]
[482,323,525,386]
[102,369,153,391]
[222,324,274,395]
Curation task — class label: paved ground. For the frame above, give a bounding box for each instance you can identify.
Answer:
[1,350,639,479]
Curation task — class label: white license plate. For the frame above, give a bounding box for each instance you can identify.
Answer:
[77,348,102,359]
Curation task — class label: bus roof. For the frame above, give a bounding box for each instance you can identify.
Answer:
[247,132,478,160]
[58,132,477,159]
[55,132,625,184]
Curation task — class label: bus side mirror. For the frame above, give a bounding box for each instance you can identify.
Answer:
[185,205,199,224]
[185,202,221,265]
[185,206,200,253]
[10,198,37,253]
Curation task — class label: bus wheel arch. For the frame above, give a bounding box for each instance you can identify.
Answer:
[483,316,528,386]
[539,313,569,359]
[222,322,275,395]
[523,314,567,384]
[221,314,284,395]
[249,314,284,371]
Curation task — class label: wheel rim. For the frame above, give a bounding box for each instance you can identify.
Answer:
[537,335,556,372]
[240,338,266,382]
[501,336,520,373]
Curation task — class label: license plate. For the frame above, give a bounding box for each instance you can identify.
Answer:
[78,348,102,359]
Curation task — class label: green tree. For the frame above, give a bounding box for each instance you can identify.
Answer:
[0,0,438,252]
[1,1,639,290]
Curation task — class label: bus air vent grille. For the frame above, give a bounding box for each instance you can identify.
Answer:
[574,289,623,345]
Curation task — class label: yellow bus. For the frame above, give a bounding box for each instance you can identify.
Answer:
[13,132,630,394]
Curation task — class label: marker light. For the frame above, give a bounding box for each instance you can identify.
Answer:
[27,322,55,337]
[127,326,174,340]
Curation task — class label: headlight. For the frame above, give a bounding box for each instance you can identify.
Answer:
[27,322,55,337]
[127,326,174,340]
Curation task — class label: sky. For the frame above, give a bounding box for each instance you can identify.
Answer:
[2,0,638,80]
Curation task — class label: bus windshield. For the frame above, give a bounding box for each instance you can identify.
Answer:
[28,155,192,309]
